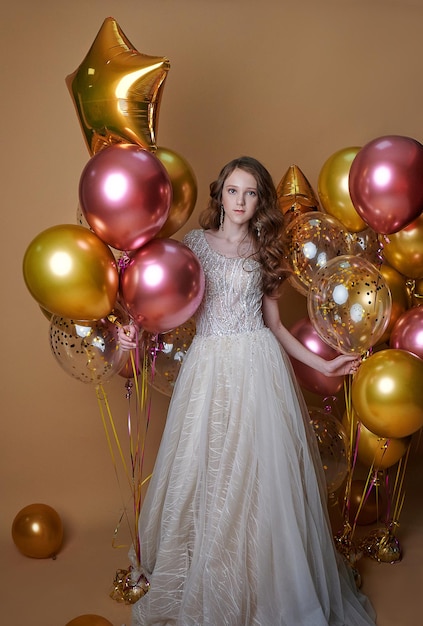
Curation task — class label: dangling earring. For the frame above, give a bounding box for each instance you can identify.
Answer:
[255,220,261,238]
[220,204,224,230]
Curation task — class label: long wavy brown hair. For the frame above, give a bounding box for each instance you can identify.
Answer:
[199,156,288,296]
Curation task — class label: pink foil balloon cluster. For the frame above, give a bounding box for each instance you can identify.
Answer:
[79,143,205,335]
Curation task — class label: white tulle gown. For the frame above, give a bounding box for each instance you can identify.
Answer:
[131,229,376,626]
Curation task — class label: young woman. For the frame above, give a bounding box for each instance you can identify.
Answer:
[118,156,376,625]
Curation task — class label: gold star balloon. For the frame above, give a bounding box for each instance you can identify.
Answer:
[277,164,320,223]
[66,17,170,154]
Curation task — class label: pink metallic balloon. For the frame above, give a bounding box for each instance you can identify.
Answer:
[120,238,205,333]
[390,307,423,361]
[289,317,344,396]
[349,135,423,234]
[79,144,172,250]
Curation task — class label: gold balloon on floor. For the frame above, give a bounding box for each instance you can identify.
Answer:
[66,17,170,154]
[352,349,423,438]
[276,164,320,223]
[155,147,198,238]
[318,147,367,233]
[65,616,113,626]
[12,503,63,558]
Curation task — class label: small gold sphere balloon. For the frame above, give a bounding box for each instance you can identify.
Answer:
[12,503,63,558]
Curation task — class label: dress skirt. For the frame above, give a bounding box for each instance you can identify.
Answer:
[131,327,376,626]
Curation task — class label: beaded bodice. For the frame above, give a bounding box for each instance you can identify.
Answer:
[183,229,265,337]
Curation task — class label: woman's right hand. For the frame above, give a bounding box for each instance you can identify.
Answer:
[117,324,138,351]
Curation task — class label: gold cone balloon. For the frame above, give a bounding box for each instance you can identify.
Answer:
[276,165,320,222]
[66,17,170,154]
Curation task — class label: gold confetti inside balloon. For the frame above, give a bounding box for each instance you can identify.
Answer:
[49,311,129,384]
[309,407,349,494]
[148,318,196,396]
[66,17,170,154]
[308,255,392,354]
[285,212,352,296]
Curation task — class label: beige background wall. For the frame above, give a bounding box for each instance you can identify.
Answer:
[2,1,423,625]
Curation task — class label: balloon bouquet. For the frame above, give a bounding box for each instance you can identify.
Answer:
[279,135,423,567]
[22,17,205,604]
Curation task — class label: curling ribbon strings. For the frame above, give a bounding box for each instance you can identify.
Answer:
[390,441,411,534]
[342,375,359,524]
[95,382,134,549]
[351,436,394,537]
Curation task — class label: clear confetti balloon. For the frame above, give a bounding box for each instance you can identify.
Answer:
[49,309,129,384]
[148,318,196,396]
[309,407,349,494]
[307,255,392,354]
[285,212,352,296]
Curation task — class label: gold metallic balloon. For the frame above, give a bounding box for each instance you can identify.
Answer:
[12,503,63,558]
[23,224,119,321]
[352,348,423,438]
[349,479,384,526]
[318,147,367,233]
[155,147,198,238]
[376,264,409,345]
[65,616,113,626]
[357,423,410,470]
[342,409,409,470]
[381,213,423,279]
[276,164,320,223]
[66,17,170,154]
